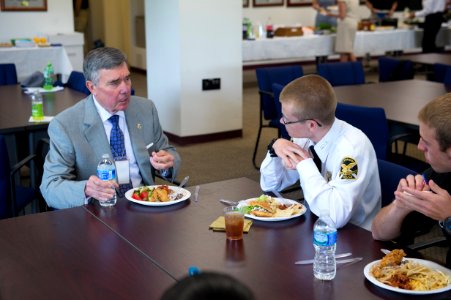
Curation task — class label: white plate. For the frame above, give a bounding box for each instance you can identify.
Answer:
[364,258,451,295]
[125,185,191,206]
[237,197,306,221]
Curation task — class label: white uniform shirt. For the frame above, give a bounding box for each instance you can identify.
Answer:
[415,0,446,18]
[260,119,381,230]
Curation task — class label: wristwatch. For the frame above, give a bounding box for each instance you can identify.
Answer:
[439,217,451,235]
[267,138,278,157]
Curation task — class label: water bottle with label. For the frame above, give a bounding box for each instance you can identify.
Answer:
[43,62,54,90]
[31,90,44,121]
[96,153,117,207]
[313,210,337,280]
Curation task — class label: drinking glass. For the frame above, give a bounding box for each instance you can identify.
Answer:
[224,206,244,240]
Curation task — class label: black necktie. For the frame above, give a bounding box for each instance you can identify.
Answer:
[309,145,322,172]
[108,115,133,197]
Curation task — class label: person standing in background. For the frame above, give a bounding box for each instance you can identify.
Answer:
[365,0,398,18]
[326,0,360,62]
[408,0,447,53]
[312,0,337,64]
[312,0,337,28]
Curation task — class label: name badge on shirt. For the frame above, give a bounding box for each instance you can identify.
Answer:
[115,159,130,184]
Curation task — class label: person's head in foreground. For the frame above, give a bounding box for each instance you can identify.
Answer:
[161,272,255,300]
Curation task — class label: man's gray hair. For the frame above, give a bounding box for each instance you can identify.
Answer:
[83,47,127,85]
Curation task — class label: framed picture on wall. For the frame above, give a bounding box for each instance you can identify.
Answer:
[243,0,249,7]
[0,0,47,11]
[287,0,311,6]
[253,0,284,7]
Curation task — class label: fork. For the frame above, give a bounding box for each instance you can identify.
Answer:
[219,199,239,206]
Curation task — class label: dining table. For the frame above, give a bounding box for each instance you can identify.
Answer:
[0,84,86,135]
[0,84,86,184]
[333,79,451,127]
[0,205,176,299]
[398,53,451,67]
[1,177,450,299]
[0,46,73,83]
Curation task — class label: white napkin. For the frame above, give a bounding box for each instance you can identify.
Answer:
[28,116,54,123]
[24,86,64,94]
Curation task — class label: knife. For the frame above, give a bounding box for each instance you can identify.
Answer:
[295,252,352,265]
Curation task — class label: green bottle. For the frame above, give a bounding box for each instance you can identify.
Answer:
[43,63,54,90]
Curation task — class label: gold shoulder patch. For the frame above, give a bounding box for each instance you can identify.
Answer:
[339,157,358,180]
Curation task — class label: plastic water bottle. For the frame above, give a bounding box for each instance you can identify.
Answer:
[43,62,54,90]
[313,210,337,280]
[96,154,117,207]
[31,91,44,120]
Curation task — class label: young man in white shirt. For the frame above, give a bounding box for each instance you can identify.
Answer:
[260,75,381,230]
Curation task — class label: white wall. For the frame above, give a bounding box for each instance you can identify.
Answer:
[147,0,242,137]
[0,0,74,42]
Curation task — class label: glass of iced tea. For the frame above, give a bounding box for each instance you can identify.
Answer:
[224,206,244,240]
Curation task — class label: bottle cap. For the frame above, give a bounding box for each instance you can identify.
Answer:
[188,266,201,276]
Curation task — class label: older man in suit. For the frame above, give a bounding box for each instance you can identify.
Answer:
[40,47,180,209]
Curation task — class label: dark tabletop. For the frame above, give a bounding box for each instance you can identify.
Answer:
[84,177,451,300]
[0,207,175,299]
[334,80,450,126]
[0,85,86,134]
[399,53,451,66]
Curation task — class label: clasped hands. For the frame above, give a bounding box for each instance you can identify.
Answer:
[272,139,311,170]
[394,174,451,221]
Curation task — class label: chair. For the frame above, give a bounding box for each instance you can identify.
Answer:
[317,61,365,86]
[65,71,90,94]
[0,135,40,219]
[377,159,416,207]
[444,67,451,86]
[335,103,389,160]
[378,57,414,82]
[252,65,303,169]
[65,70,136,95]
[0,63,18,86]
[430,63,451,83]
[336,102,429,172]
[271,83,289,139]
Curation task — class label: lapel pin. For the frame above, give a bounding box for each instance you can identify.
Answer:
[137,123,142,129]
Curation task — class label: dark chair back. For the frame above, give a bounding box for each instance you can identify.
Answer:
[66,71,90,95]
[336,102,388,160]
[378,57,414,82]
[317,61,365,86]
[0,63,18,86]
[271,83,289,139]
[0,135,40,219]
[0,135,11,218]
[252,65,303,168]
[255,65,304,120]
[431,63,451,83]
[377,159,415,207]
[444,67,451,86]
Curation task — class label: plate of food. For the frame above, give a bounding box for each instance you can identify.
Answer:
[364,249,451,295]
[125,185,191,206]
[237,195,306,221]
